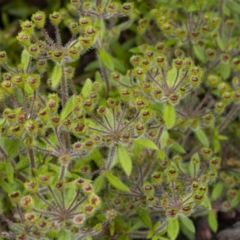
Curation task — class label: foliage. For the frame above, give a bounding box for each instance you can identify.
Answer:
[1,0,240,239]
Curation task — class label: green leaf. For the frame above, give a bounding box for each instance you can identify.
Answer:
[226,0,240,14]
[81,78,93,98]
[137,209,152,229]
[6,161,14,184]
[157,149,166,160]
[208,210,218,233]
[187,3,199,12]
[105,172,130,192]
[195,128,209,147]
[167,218,179,240]
[93,174,105,193]
[193,44,206,62]
[1,138,21,159]
[211,182,224,200]
[0,178,13,193]
[60,95,76,121]
[179,216,195,234]
[216,35,226,51]
[164,104,176,129]
[57,229,71,240]
[51,63,62,89]
[230,192,240,208]
[215,62,231,80]
[170,141,186,154]
[21,48,30,72]
[98,48,114,71]
[110,221,115,236]
[201,196,212,210]
[134,138,158,150]
[118,144,132,176]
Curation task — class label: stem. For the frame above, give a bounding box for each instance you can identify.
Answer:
[67,189,81,211]
[219,104,239,132]
[48,186,63,211]
[59,165,66,179]
[36,193,61,213]
[28,148,36,177]
[99,59,110,96]
[105,145,117,170]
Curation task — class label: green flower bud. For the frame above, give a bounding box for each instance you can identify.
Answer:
[156,56,166,67]
[28,44,40,58]
[20,20,35,35]
[51,115,60,128]
[121,2,134,14]
[24,179,39,193]
[208,74,220,88]
[37,218,49,230]
[143,182,154,196]
[0,51,7,64]
[27,74,40,90]
[181,203,193,216]
[73,214,85,225]
[107,2,119,13]
[82,203,95,215]
[78,36,93,49]
[39,174,51,185]
[55,180,64,190]
[20,195,34,208]
[24,119,38,135]
[48,49,64,63]
[32,11,46,28]
[151,171,162,185]
[70,0,80,7]
[25,212,37,223]
[59,154,71,165]
[10,124,24,137]
[9,191,21,203]
[49,11,61,26]
[1,80,14,95]
[67,47,81,61]
[37,59,48,73]
[68,21,79,35]
[166,207,178,218]
[200,147,213,159]
[17,31,31,46]
[215,101,226,114]
[193,193,204,204]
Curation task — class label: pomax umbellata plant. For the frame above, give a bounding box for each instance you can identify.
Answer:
[1,0,240,239]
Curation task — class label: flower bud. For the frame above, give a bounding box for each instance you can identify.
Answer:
[166,207,178,218]
[73,214,85,225]
[49,12,61,26]
[68,21,79,35]
[17,31,31,46]
[9,191,21,203]
[27,74,40,90]
[20,20,35,35]
[0,51,7,64]
[25,212,37,223]
[181,203,193,216]
[24,179,39,193]
[20,195,34,208]
[67,47,81,61]
[32,11,46,28]
[59,154,71,165]
[24,119,38,135]
[121,2,134,14]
